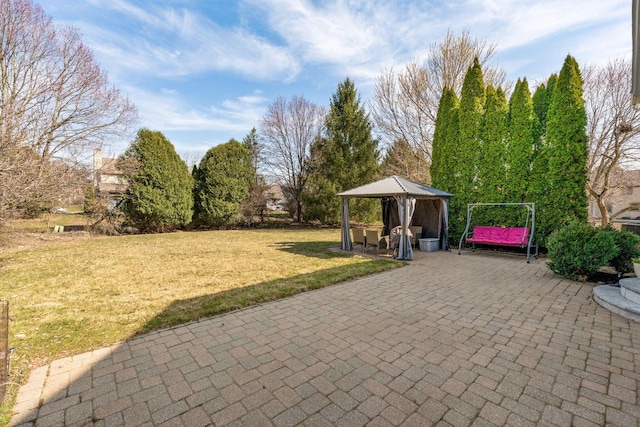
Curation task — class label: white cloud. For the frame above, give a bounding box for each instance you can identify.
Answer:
[48,0,632,85]
[241,0,437,84]
[458,0,627,52]
[128,87,267,135]
[46,0,633,152]
[66,1,300,81]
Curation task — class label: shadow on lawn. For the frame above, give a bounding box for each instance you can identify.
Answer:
[137,260,394,336]
[271,240,344,259]
[10,260,401,426]
[8,259,398,426]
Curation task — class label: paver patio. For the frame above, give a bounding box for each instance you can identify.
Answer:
[9,251,640,426]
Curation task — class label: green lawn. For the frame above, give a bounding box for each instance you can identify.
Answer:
[0,227,400,420]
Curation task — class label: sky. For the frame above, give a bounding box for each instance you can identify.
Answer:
[44,0,632,160]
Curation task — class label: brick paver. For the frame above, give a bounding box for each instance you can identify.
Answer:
[9,251,640,426]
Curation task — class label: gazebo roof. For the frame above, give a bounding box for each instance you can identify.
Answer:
[338,176,452,198]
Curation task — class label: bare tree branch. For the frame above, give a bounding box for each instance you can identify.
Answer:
[259,96,325,221]
[370,29,508,165]
[0,0,138,218]
[583,58,640,224]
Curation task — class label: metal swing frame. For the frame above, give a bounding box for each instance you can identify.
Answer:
[458,202,538,263]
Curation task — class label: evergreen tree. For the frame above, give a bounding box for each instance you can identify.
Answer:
[477,85,508,207]
[529,78,555,242]
[452,58,485,239]
[532,79,552,154]
[194,139,254,226]
[303,137,340,223]
[83,183,98,214]
[543,56,588,239]
[304,78,380,224]
[241,128,267,224]
[382,138,429,184]
[120,129,194,232]
[431,87,460,193]
[505,79,534,205]
[242,127,262,176]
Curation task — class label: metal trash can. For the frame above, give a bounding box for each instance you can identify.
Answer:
[418,238,439,252]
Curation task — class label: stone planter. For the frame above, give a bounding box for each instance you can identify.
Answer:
[634,262,640,278]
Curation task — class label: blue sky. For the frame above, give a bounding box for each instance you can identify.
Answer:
[44,0,631,159]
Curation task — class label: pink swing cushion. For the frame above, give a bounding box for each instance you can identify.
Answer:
[466,226,530,247]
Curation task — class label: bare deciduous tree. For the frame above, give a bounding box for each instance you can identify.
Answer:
[427,30,508,98]
[583,58,640,224]
[371,30,508,165]
[0,0,137,218]
[259,96,325,222]
[373,61,434,164]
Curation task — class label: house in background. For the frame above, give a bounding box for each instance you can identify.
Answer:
[265,185,286,211]
[589,169,640,230]
[93,149,128,208]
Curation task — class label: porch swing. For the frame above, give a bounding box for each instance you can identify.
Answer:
[458,202,538,263]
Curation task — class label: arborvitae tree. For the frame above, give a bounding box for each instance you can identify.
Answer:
[532,78,552,153]
[529,77,555,241]
[543,55,588,239]
[505,78,534,205]
[452,58,485,238]
[120,129,194,232]
[477,85,508,207]
[194,139,254,226]
[304,78,380,223]
[431,87,460,193]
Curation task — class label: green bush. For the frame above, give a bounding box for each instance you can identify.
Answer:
[193,139,254,227]
[121,129,194,232]
[547,221,618,280]
[601,227,640,274]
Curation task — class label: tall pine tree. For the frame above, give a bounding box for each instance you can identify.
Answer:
[543,56,588,238]
[241,127,267,224]
[304,78,380,223]
[382,138,429,184]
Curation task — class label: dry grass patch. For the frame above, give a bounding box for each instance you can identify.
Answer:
[1,228,399,376]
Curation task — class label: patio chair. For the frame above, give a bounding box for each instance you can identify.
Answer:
[409,226,423,248]
[389,226,414,258]
[352,228,366,253]
[365,229,381,255]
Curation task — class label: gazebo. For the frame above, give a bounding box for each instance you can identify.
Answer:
[338,176,453,260]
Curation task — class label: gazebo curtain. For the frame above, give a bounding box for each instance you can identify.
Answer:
[441,199,450,251]
[340,193,451,258]
[395,195,416,260]
[340,198,352,251]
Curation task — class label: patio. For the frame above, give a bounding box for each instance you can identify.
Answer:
[9,251,640,426]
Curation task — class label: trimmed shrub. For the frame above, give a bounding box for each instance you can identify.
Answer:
[547,221,618,280]
[601,227,640,274]
[120,129,194,232]
[193,139,254,227]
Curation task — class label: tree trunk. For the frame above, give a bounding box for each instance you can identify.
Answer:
[596,197,610,226]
